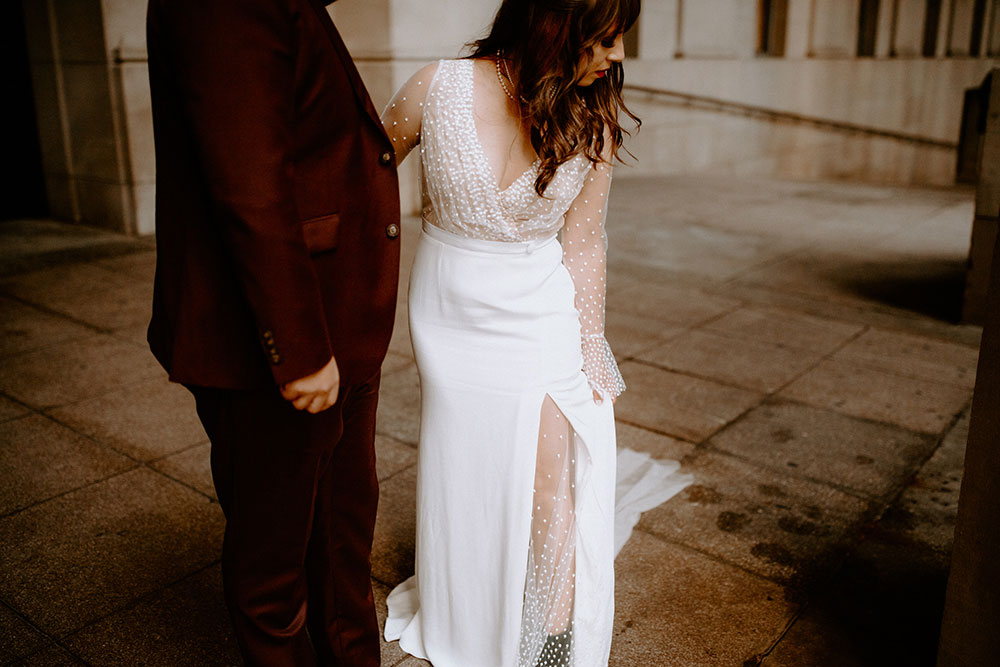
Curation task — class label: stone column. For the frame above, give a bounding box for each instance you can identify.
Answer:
[21,0,136,233]
[784,0,814,58]
[961,70,1000,323]
[638,0,680,59]
[937,71,1000,667]
[876,0,896,57]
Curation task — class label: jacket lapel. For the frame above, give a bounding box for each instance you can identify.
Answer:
[305,0,388,138]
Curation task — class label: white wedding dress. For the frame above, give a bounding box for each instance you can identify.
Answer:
[380,59,691,667]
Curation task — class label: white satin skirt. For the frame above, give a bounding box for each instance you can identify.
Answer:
[384,222,690,667]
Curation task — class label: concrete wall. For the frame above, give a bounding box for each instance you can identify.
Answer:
[20,0,1000,231]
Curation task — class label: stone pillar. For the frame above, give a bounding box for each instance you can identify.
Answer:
[962,70,1000,323]
[876,0,896,57]
[937,73,1000,667]
[676,0,757,58]
[893,0,928,56]
[811,0,861,56]
[638,0,680,59]
[784,0,814,58]
[988,2,1000,56]
[936,0,952,57]
[20,0,148,235]
[948,0,978,56]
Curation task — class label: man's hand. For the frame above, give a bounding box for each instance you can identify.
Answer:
[280,355,340,413]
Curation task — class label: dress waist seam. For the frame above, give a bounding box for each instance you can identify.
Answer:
[421,220,558,255]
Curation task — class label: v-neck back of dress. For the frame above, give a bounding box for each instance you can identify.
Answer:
[420,59,590,243]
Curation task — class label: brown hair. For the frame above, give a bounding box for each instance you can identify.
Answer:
[468,0,641,196]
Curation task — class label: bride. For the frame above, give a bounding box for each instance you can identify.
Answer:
[379,1,686,664]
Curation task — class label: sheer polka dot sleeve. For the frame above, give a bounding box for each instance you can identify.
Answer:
[380,62,438,165]
[561,158,625,402]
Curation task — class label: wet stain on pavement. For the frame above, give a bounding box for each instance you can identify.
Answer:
[758,483,788,498]
[778,515,831,537]
[751,542,797,567]
[684,484,722,504]
[716,511,751,532]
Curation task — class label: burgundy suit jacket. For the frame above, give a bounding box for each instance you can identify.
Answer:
[146,0,400,390]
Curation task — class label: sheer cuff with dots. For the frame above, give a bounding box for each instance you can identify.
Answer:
[581,334,625,401]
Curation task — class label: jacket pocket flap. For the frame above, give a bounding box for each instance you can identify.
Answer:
[301,213,341,254]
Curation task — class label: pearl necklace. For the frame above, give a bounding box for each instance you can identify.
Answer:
[495,54,527,104]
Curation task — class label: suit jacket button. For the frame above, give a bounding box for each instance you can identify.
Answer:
[270,353,281,364]
[379,151,393,166]
[386,223,400,239]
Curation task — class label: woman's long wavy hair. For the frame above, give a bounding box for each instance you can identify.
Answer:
[468,0,641,196]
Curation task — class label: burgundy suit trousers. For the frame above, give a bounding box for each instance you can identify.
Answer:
[189,372,381,667]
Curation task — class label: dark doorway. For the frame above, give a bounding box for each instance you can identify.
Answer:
[1,1,48,220]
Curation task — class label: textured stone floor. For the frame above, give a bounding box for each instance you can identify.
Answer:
[0,175,980,666]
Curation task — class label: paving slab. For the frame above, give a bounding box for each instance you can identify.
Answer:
[0,220,150,277]
[94,250,156,282]
[0,414,135,515]
[376,364,421,446]
[615,422,696,463]
[638,450,870,586]
[0,603,50,663]
[0,394,31,422]
[149,443,215,500]
[610,219,796,282]
[708,401,936,499]
[832,327,979,389]
[107,321,151,349]
[761,607,873,667]
[29,281,153,332]
[779,358,972,435]
[604,309,686,359]
[375,434,417,483]
[9,644,82,666]
[0,262,130,305]
[387,300,414,360]
[382,351,414,375]
[0,334,164,410]
[884,408,969,556]
[610,531,794,666]
[703,305,864,353]
[766,507,952,667]
[730,248,924,307]
[0,467,224,635]
[715,280,983,349]
[614,361,764,443]
[47,377,206,461]
[371,466,417,587]
[374,580,412,667]
[107,322,152,349]
[0,296,96,358]
[608,281,741,328]
[64,565,240,666]
[637,329,826,393]
[731,248,968,324]
[393,658,432,666]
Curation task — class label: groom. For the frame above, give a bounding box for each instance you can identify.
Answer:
[146,0,399,664]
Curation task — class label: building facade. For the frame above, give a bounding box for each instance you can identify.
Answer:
[16,0,1000,234]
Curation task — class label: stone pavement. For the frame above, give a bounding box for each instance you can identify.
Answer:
[0,175,980,666]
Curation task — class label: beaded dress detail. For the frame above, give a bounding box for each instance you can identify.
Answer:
[381,59,651,667]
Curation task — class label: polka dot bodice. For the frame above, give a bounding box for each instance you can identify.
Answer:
[382,59,626,400]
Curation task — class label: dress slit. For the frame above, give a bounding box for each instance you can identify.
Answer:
[519,394,578,666]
